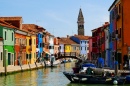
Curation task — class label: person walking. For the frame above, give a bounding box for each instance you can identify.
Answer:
[50,54,55,67]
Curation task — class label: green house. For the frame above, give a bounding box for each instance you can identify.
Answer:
[0,24,15,66]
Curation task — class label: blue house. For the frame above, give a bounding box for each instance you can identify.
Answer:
[108,7,116,69]
[37,32,43,58]
[70,35,90,59]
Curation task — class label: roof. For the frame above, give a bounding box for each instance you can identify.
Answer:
[78,8,84,18]
[74,35,90,40]
[58,37,77,44]
[0,20,18,29]
[22,24,38,33]
[108,0,117,11]
[0,16,22,21]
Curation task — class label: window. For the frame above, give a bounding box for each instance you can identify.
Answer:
[118,3,121,14]
[81,47,82,50]
[85,47,86,50]
[49,46,51,49]
[0,52,2,60]
[85,41,86,44]
[5,31,6,40]
[75,47,76,50]
[81,41,82,44]
[29,39,31,45]
[40,43,42,47]
[12,32,13,41]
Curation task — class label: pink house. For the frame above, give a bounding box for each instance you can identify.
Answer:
[88,37,92,60]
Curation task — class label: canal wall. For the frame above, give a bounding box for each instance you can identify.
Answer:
[0,60,61,76]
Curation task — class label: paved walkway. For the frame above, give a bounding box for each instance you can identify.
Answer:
[0,60,61,76]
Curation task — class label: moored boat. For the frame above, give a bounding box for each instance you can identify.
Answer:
[63,71,126,85]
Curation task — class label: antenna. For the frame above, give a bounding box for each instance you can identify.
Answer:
[36,20,40,25]
[72,30,74,35]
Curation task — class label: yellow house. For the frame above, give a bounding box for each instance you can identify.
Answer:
[22,24,38,64]
[26,35,31,64]
[60,37,78,56]
[65,44,71,52]
[31,35,36,63]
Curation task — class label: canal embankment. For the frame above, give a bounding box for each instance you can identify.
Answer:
[0,60,61,76]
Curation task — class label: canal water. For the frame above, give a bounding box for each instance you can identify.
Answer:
[0,62,129,86]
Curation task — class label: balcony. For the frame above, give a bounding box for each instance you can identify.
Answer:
[20,44,26,49]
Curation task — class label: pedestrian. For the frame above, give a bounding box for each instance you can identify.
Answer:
[50,54,55,67]
[97,54,104,68]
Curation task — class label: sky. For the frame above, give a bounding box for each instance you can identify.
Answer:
[0,0,114,37]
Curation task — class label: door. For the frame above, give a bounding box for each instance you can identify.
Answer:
[8,53,11,65]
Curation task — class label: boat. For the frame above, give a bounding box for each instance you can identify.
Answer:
[63,71,126,85]
[63,62,129,85]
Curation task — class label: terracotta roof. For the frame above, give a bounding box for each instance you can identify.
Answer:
[37,25,46,30]
[0,20,18,29]
[74,35,90,40]
[58,37,77,44]
[0,17,22,21]
[22,24,38,33]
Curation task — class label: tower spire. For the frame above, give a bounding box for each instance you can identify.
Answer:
[78,8,84,18]
[77,8,84,35]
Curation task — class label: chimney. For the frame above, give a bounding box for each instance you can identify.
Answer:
[67,35,69,38]
[105,22,109,24]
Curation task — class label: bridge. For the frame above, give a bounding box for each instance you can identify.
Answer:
[55,52,81,60]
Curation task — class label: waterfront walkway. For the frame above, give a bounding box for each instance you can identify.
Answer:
[0,60,61,76]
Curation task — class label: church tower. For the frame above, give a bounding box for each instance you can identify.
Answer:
[77,8,84,35]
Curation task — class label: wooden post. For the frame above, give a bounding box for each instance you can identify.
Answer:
[35,62,38,69]
[28,62,31,70]
[115,61,118,76]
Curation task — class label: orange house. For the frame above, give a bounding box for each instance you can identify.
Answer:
[43,32,50,57]
[109,0,130,69]
[15,31,27,65]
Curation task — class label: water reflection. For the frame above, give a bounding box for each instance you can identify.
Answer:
[0,62,129,86]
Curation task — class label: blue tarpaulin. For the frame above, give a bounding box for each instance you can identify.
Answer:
[82,63,96,68]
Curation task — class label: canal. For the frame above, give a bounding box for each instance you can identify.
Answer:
[0,62,129,86]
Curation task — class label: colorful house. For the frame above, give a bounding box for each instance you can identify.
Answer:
[88,37,92,60]
[91,29,98,60]
[14,29,27,65]
[0,21,15,66]
[22,24,38,64]
[54,37,59,57]
[108,0,130,69]
[0,17,23,66]
[43,32,50,58]
[104,23,110,67]
[49,34,54,55]
[70,35,90,59]
[58,37,78,56]
[36,26,45,58]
